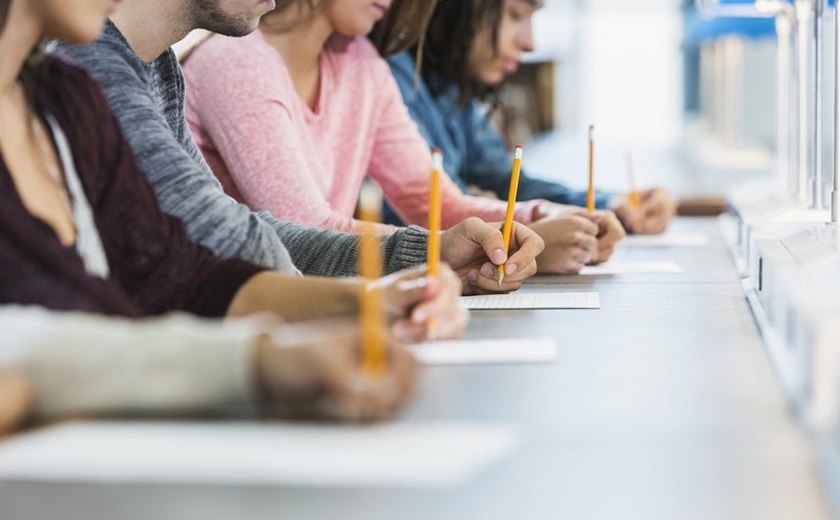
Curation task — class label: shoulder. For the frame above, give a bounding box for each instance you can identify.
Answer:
[387,51,415,81]
[37,54,112,114]
[54,23,146,83]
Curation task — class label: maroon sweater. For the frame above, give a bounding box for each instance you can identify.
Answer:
[0,57,265,318]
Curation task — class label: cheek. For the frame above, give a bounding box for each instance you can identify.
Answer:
[470,49,501,84]
[497,25,519,55]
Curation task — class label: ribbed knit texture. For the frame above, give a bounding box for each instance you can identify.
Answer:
[0,55,265,318]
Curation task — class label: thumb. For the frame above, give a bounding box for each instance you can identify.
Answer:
[465,218,508,266]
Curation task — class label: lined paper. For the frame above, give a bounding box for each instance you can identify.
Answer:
[621,233,710,248]
[0,421,519,488]
[579,261,684,275]
[412,337,559,365]
[460,292,600,310]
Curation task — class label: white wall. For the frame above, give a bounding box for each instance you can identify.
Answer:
[532,1,684,146]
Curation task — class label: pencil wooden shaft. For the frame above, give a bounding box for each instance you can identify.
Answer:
[587,129,595,213]
[625,150,640,210]
[427,155,442,334]
[427,168,441,276]
[358,191,386,377]
[498,146,524,285]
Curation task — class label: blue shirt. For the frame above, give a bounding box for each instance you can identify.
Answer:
[384,51,610,225]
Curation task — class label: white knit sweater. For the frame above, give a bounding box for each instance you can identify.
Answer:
[0,306,260,420]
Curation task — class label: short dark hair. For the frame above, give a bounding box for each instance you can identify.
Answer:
[414,0,504,107]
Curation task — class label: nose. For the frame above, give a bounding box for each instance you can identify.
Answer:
[519,21,535,53]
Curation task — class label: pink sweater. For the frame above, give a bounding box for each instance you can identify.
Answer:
[183,31,540,234]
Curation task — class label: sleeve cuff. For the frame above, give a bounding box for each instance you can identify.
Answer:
[383,225,429,273]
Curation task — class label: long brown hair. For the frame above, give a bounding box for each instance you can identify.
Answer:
[411,0,504,106]
[369,0,436,57]
[261,0,434,57]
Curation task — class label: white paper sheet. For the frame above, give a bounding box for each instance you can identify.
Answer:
[769,209,831,223]
[460,292,600,310]
[579,261,684,275]
[621,233,710,248]
[0,421,519,488]
[411,337,558,365]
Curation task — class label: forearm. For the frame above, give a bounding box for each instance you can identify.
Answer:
[226,272,362,321]
[271,219,429,277]
[0,307,260,421]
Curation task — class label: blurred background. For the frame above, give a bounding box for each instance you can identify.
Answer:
[497,0,794,196]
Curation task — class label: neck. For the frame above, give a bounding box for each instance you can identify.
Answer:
[110,0,193,63]
[261,10,334,79]
[0,1,43,96]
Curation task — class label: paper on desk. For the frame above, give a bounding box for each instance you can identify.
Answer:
[460,292,600,310]
[769,209,831,223]
[411,337,558,365]
[621,233,710,248]
[0,421,518,488]
[579,261,684,275]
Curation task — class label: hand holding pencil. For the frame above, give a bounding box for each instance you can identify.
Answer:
[355,165,467,345]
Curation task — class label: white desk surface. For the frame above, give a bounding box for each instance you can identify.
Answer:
[0,218,830,520]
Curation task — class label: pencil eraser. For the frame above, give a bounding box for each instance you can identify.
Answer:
[514,146,524,160]
[431,149,443,170]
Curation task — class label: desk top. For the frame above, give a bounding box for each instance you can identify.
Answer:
[0,218,830,520]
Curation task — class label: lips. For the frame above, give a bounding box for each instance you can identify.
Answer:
[501,57,520,74]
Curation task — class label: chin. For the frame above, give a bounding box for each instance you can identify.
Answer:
[480,73,506,87]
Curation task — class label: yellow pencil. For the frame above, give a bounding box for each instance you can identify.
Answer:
[357,181,386,377]
[625,148,640,211]
[586,125,596,213]
[427,148,443,336]
[428,148,442,276]
[497,145,524,287]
